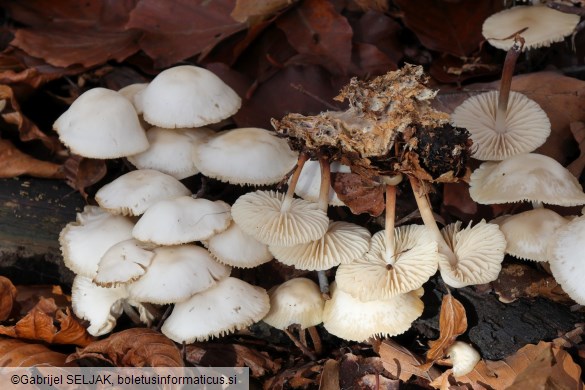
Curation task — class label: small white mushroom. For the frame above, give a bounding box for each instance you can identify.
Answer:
[446,341,481,377]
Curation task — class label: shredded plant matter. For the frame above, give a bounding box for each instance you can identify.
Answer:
[272,64,472,183]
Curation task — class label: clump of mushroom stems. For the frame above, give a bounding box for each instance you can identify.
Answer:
[409,176,458,267]
[495,36,525,133]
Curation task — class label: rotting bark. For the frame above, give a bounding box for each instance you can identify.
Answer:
[0,177,84,285]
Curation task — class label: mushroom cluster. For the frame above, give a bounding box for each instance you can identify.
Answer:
[56,65,275,341]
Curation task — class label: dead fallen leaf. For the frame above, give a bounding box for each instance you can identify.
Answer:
[0,139,64,179]
[0,85,61,152]
[186,343,280,378]
[350,0,389,12]
[379,339,441,382]
[276,0,353,75]
[0,297,94,347]
[491,263,573,305]
[319,359,340,390]
[231,0,297,23]
[431,341,584,390]
[395,0,502,57]
[263,360,321,389]
[0,337,70,367]
[0,276,17,321]
[62,155,107,199]
[351,10,403,65]
[339,353,398,389]
[422,294,467,369]
[567,121,585,178]
[127,0,246,67]
[331,172,385,216]
[67,328,183,367]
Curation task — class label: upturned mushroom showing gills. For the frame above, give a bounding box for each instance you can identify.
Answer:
[451,37,551,161]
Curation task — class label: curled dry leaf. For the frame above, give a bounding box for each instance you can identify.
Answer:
[0,337,70,367]
[0,297,94,347]
[186,343,280,378]
[339,353,398,389]
[263,361,322,389]
[431,341,583,390]
[0,276,17,321]
[379,339,441,382]
[67,328,183,367]
[62,155,107,199]
[421,294,467,370]
[0,139,64,179]
[0,85,60,151]
[331,172,385,216]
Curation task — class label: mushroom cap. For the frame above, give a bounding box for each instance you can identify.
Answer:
[335,225,439,300]
[127,245,230,304]
[161,277,270,343]
[71,275,127,336]
[53,88,149,158]
[231,190,330,246]
[447,341,481,377]
[469,153,585,206]
[193,127,298,186]
[439,220,506,288]
[262,278,324,329]
[322,283,424,342]
[206,221,273,268]
[118,83,148,115]
[493,208,568,262]
[60,206,135,278]
[293,160,350,206]
[141,65,241,128]
[94,239,156,287]
[127,127,214,179]
[451,91,550,161]
[132,196,231,245]
[547,216,585,305]
[482,6,580,51]
[95,169,191,216]
[269,221,371,271]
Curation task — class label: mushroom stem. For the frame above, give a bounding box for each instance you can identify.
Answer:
[317,157,331,212]
[384,184,397,265]
[307,326,323,355]
[283,327,317,360]
[317,270,331,299]
[409,176,457,266]
[495,37,524,133]
[281,153,309,212]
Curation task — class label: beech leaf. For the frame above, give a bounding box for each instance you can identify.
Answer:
[379,339,441,382]
[231,0,297,23]
[331,172,385,216]
[67,328,183,367]
[0,139,64,179]
[0,338,70,367]
[0,276,17,322]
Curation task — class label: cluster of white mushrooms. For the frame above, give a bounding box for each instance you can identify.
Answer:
[51,3,585,376]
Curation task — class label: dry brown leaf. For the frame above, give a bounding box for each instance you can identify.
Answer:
[276,0,353,75]
[67,328,183,367]
[331,172,385,216]
[0,297,94,347]
[186,343,280,378]
[263,361,321,389]
[422,294,467,369]
[127,0,246,67]
[231,0,297,23]
[0,337,70,367]
[431,341,584,390]
[0,276,17,322]
[0,139,64,179]
[62,154,107,199]
[492,263,573,304]
[339,353,398,389]
[379,339,441,382]
[0,85,61,151]
[567,121,585,177]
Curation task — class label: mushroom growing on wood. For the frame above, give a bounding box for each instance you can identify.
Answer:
[161,277,269,343]
[53,88,149,158]
[141,65,241,128]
